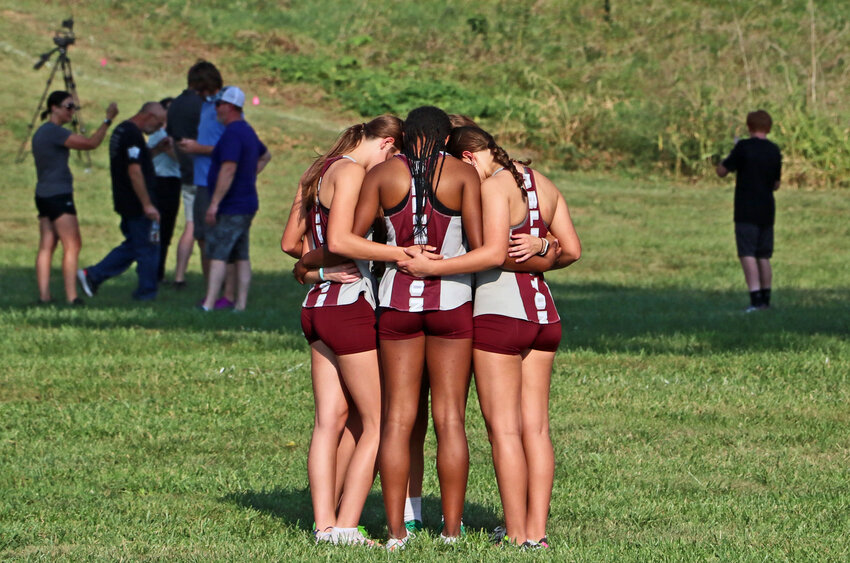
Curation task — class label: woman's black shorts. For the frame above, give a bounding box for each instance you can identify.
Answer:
[35,193,76,221]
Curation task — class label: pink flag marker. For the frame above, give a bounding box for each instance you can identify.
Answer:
[100,58,107,67]
[252,96,260,106]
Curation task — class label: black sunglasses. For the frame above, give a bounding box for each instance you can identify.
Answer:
[62,103,77,110]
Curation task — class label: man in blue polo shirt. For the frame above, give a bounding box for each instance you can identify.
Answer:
[199,86,271,312]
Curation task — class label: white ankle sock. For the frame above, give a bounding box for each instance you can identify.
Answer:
[403,497,422,522]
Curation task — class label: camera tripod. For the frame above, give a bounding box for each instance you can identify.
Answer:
[15,26,90,166]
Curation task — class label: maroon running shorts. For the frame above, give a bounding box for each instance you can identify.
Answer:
[473,314,561,355]
[377,302,473,340]
[301,295,377,355]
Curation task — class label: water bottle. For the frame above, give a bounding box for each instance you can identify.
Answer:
[149,220,160,243]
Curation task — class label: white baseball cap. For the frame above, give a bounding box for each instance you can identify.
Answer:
[217,86,245,108]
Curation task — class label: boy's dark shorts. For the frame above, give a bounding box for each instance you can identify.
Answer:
[206,213,253,262]
[36,193,77,221]
[735,222,773,258]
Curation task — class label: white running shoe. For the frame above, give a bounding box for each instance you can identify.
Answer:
[76,269,94,297]
[385,535,409,552]
[333,528,378,547]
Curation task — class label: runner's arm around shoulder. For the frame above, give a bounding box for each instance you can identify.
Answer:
[462,164,484,250]
[281,182,307,258]
[326,162,409,263]
[548,189,581,269]
[501,233,560,273]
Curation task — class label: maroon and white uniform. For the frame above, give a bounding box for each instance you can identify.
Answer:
[473,167,560,324]
[378,154,472,312]
[302,155,376,309]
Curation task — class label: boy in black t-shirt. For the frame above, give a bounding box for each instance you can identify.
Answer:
[716,110,782,312]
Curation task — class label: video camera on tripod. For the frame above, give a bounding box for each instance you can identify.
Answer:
[33,18,75,70]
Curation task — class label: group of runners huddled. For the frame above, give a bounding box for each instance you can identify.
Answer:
[281,106,581,550]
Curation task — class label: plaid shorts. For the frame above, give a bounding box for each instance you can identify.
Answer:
[206,213,254,261]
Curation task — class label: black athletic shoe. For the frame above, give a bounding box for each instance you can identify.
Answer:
[70,297,85,306]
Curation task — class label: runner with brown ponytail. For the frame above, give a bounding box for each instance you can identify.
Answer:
[280,115,402,546]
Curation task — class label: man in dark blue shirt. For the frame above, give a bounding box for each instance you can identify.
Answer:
[78,102,167,301]
[717,110,782,312]
[198,87,270,312]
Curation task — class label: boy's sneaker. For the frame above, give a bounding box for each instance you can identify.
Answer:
[76,269,95,297]
[385,535,409,552]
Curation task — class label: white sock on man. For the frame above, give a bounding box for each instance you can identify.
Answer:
[404,497,422,522]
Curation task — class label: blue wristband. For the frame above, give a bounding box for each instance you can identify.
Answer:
[319,267,325,281]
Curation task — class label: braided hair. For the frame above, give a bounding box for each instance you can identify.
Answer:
[302,115,402,213]
[402,106,451,243]
[447,126,529,198]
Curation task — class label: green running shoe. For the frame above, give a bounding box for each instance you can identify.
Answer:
[404,519,423,533]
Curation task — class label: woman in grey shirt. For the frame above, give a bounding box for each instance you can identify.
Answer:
[32,90,118,305]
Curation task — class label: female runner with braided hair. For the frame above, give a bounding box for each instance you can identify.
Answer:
[327,106,483,549]
[399,126,581,548]
[280,115,402,546]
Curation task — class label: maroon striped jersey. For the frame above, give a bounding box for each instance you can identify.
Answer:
[302,155,376,309]
[378,154,472,312]
[473,167,560,323]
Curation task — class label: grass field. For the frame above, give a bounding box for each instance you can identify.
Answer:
[2,4,850,562]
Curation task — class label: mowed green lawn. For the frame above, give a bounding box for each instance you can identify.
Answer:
[3,164,849,561]
[2,9,850,563]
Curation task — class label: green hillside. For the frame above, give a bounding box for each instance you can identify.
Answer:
[7,1,850,184]
[13,0,846,185]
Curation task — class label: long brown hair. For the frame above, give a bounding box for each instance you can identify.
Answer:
[302,115,402,212]
[447,126,528,197]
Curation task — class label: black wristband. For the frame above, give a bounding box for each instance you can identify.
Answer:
[103,118,112,126]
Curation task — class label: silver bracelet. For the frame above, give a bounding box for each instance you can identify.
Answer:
[537,238,550,256]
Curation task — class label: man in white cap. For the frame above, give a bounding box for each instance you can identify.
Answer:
[199,86,271,312]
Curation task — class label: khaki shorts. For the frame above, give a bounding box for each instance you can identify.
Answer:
[181,183,196,224]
